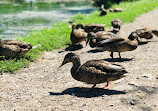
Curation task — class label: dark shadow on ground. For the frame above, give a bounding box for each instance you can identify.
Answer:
[49,87,126,98]
[139,40,158,45]
[138,41,148,45]
[120,85,158,110]
[87,49,104,53]
[58,44,84,53]
[104,58,133,62]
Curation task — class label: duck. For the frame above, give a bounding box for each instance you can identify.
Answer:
[111,18,122,32]
[129,27,158,42]
[100,4,108,16]
[75,23,105,33]
[60,52,128,91]
[86,31,116,48]
[69,22,88,47]
[96,33,141,59]
[0,39,32,58]
[109,8,123,12]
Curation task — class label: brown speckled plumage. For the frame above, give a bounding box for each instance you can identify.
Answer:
[87,31,116,48]
[70,23,87,47]
[129,27,158,42]
[111,18,122,31]
[97,34,140,58]
[109,8,123,12]
[60,53,127,89]
[0,39,32,58]
[76,23,105,33]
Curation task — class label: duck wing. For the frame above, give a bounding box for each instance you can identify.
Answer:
[72,29,87,38]
[2,40,32,49]
[0,44,21,57]
[82,60,126,74]
[97,37,125,47]
[76,60,127,84]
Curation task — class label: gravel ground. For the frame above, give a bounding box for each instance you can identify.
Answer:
[0,8,158,111]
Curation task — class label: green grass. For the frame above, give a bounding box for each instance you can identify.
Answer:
[0,0,158,73]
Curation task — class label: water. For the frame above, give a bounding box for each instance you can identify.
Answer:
[0,2,95,40]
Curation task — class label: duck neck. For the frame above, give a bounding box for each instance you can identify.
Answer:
[76,23,85,29]
[71,24,76,30]
[71,58,81,79]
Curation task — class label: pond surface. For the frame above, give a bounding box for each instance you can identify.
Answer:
[0,1,95,40]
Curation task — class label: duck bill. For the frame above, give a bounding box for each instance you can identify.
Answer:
[59,61,65,67]
[59,64,63,67]
[137,37,141,42]
[68,24,72,29]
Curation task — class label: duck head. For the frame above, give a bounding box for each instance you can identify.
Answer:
[128,32,141,42]
[68,20,76,30]
[76,23,85,29]
[69,22,76,30]
[60,53,80,67]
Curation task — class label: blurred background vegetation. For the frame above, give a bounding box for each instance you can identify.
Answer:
[92,0,139,8]
[2,0,139,9]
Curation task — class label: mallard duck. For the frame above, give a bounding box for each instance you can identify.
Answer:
[100,4,107,16]
[109,8,123,12]
[0,39,32,58]
[86,31,116,48]
[60,53,128,91]
[69,22,88,47]
[129,27,158,42]
[75,23,105,33]
[111,18,122,32]
[96,33,141,59]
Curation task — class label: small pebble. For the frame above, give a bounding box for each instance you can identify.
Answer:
[130,101,135,105]
[142,75,149,78]
[82,104,86,106]
[129,100,136,105]
[138,90,141,93]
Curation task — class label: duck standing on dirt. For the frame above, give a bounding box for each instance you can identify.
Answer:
[96,33,141,59]
[0,39,32,58]
[60,53,128,91]
[69,21,88,47]
[111,18,122,33]
[129,27,158,42]
[86,31,116,48]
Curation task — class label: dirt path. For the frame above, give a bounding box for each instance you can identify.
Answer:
[0,9,158,111]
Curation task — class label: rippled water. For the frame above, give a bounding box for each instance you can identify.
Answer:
[0,2,94,39]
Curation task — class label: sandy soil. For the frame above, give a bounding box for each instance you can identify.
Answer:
[0,8,158,111]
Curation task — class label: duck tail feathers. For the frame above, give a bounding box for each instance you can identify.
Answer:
[152,30,158,37]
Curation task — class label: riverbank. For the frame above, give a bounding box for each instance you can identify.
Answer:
[0,8,158,110]
[0,0,158,73]
[0,0,91,4]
